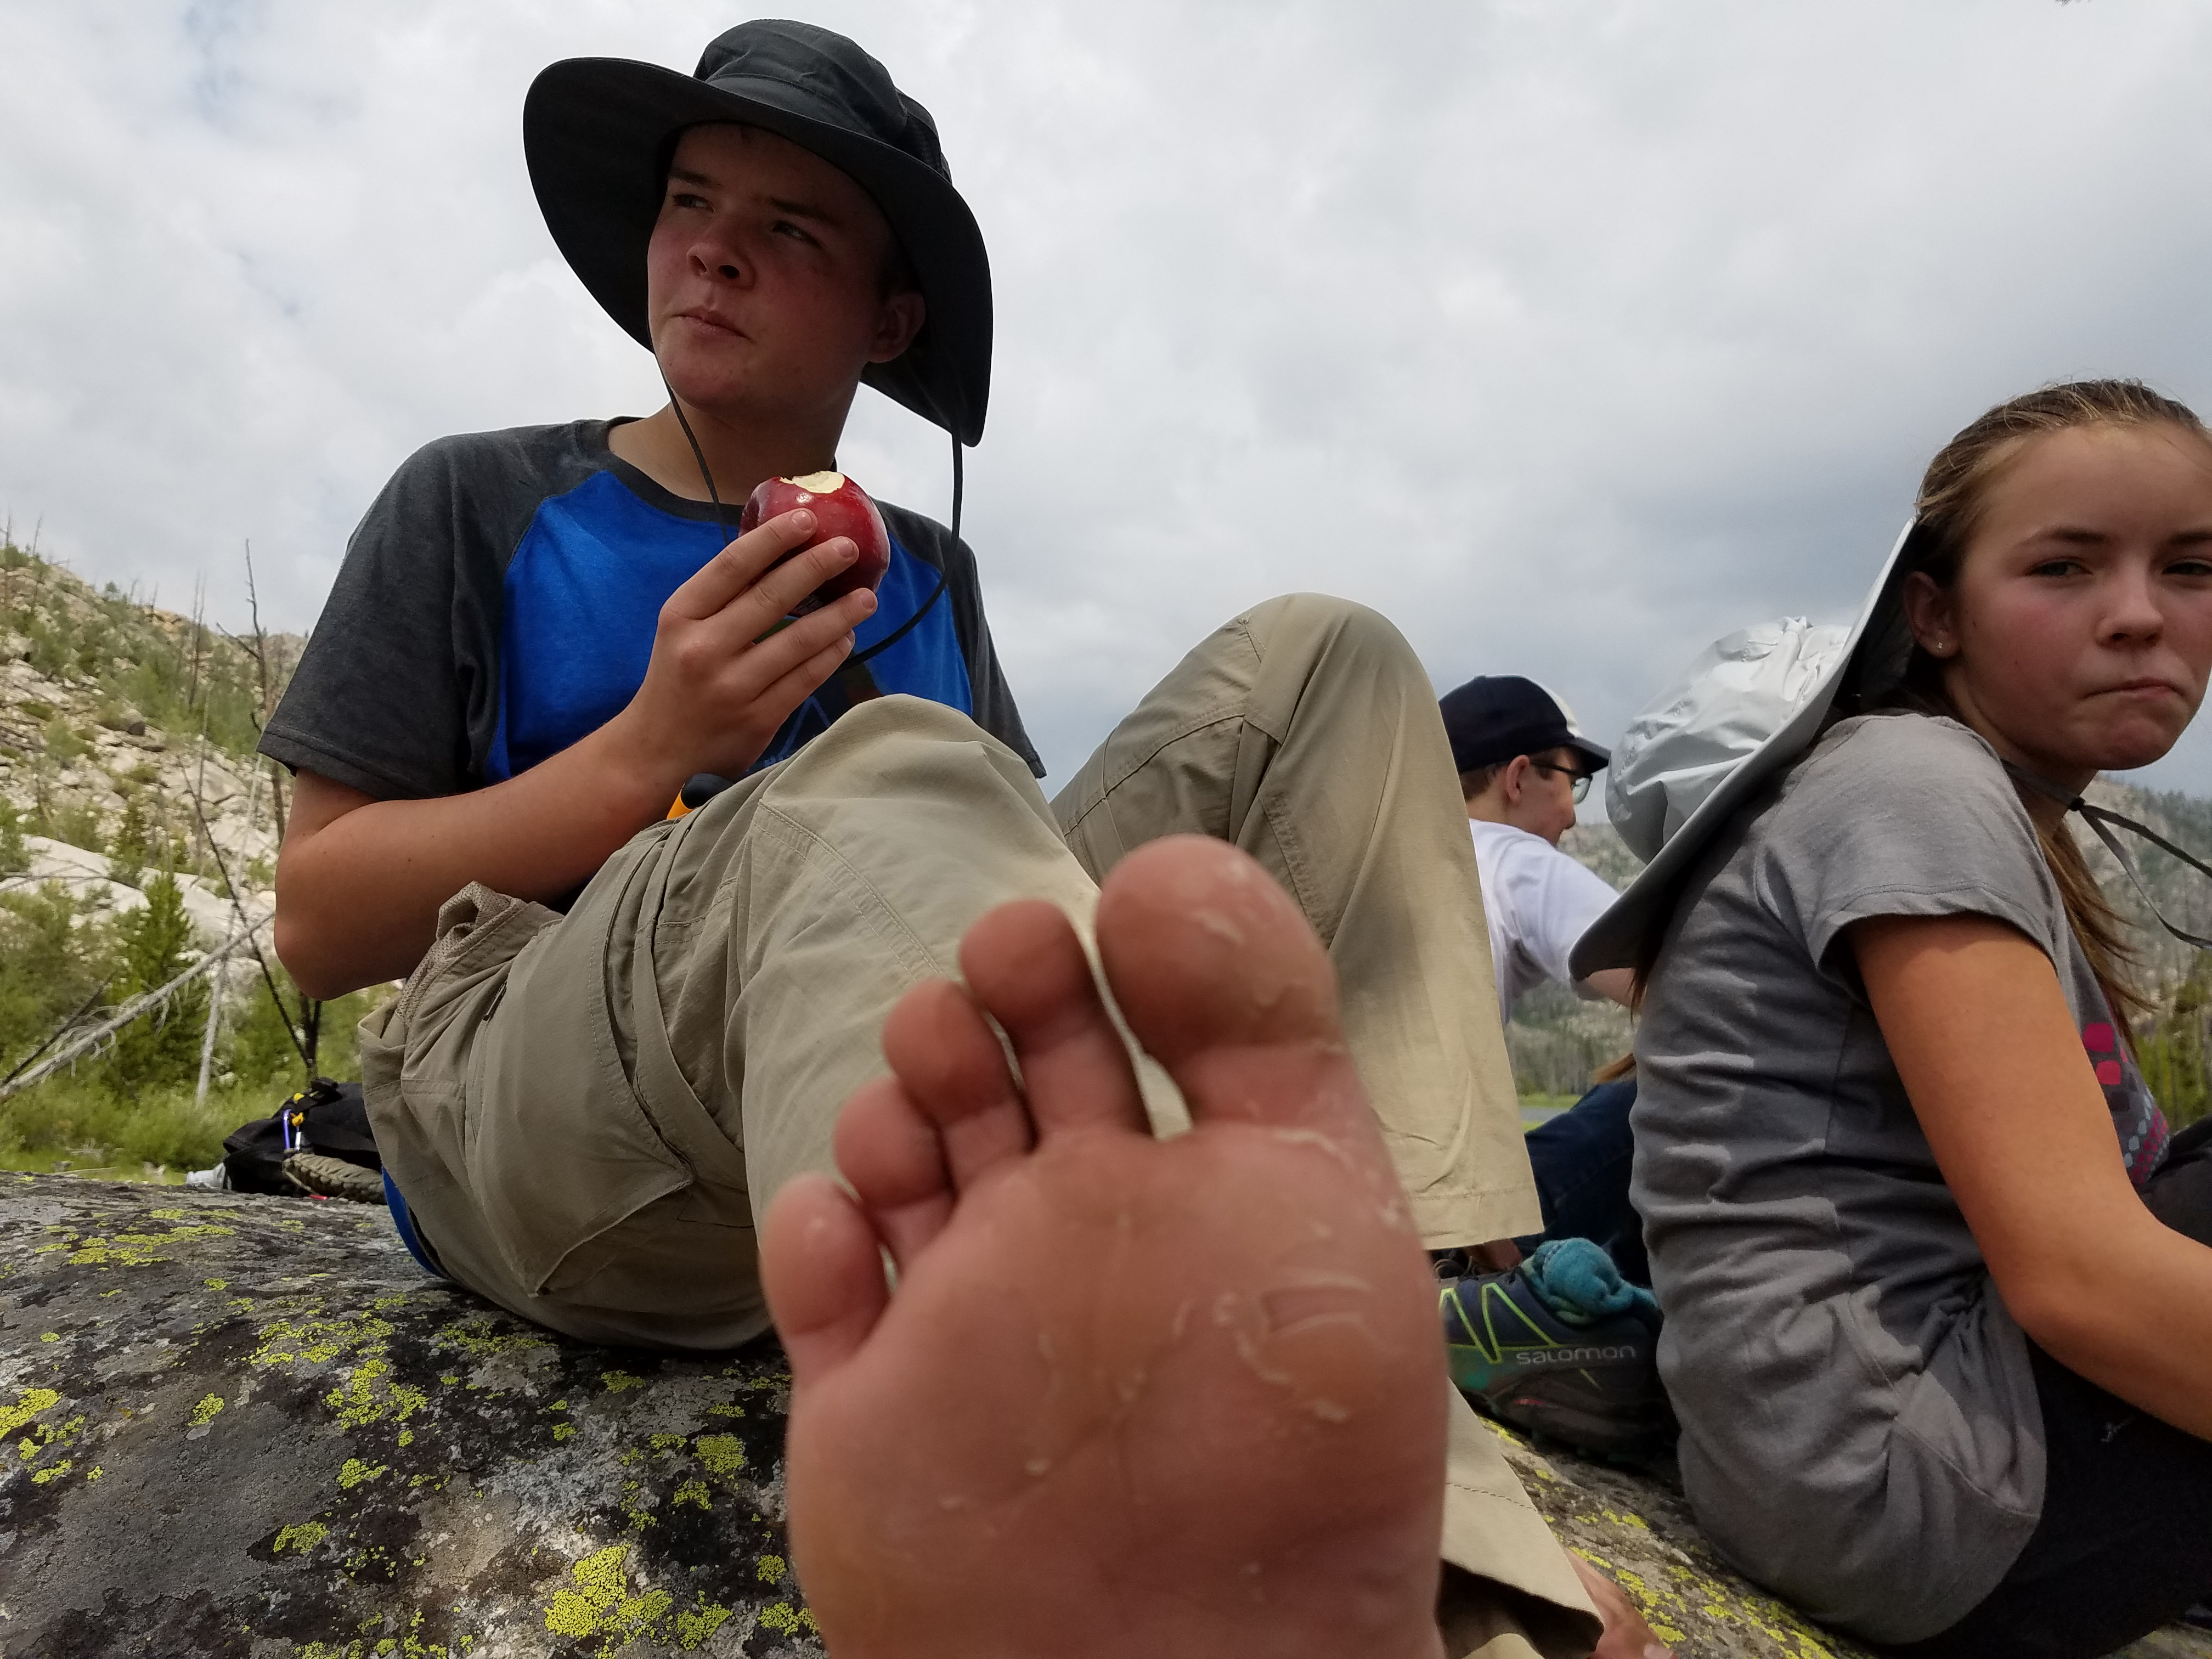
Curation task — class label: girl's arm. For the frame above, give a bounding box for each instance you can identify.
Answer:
[1852,912,2212,1440]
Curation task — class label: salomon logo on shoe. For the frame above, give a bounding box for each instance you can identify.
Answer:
[1441,1266,1673,1458]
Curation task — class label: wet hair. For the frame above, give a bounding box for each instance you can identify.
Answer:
[1886,379,2212,1028]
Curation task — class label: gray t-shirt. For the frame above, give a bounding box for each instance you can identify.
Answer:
[1633,713,2171,1643]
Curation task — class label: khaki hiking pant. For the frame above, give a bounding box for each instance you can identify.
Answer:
[357,593,1592,1655]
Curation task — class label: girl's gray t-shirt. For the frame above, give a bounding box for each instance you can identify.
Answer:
[1633,712,2171,1644]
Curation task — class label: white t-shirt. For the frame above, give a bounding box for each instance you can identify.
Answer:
[1468,819,1621,1024]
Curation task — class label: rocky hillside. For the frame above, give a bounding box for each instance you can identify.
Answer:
[0,537,333,1177]
[0,537,296,934]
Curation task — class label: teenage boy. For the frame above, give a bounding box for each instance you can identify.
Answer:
[1435,676,1660,1462]
[1438,676,1645,1285]
[263,22,1651,1656]
[1441,676,1631,1023]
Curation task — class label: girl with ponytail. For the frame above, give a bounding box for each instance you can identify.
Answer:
[1605,381,2212,1657]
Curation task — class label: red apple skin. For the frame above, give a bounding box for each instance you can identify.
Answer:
[739,471,893,613]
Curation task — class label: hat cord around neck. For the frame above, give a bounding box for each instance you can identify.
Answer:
[847,433,954,667]
[655,370,953,669]
[2005,760,2212,950]
[661,371,736,544]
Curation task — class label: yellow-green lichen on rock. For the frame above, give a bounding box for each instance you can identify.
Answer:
[4,1175,2205,1659]
[1482,1418,2210,1659]
[1,1175,806,1656]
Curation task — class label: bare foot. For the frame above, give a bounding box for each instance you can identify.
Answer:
[761,835,1449,1659]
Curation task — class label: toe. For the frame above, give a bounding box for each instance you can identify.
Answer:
[760,1173,891,1386]
[832,1078,956,1268]
[1094,836,1373,1144]
[879,977,1035,1189]
[958,898,1148,1141]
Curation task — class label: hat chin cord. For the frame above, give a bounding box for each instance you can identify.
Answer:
[653,364,955,670]
[2006,760,2212,950]
[660,368,737,544]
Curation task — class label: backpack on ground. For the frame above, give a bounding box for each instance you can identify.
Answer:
[220,1079,385,1203]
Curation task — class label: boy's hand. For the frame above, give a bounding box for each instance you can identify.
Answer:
[611,508,880,792]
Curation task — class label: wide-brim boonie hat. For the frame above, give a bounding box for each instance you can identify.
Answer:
[524,20,991,445]
[1570,520,1923,977]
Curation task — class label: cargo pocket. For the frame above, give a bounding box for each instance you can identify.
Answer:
[458,862,693,1303]
[519,847,766,1351]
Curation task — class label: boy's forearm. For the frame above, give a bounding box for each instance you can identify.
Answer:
[274,718,683,997]
[275,516,871,998]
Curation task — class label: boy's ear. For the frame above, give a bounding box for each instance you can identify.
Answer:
[1499,754,1531,804]
[868,290,927,365]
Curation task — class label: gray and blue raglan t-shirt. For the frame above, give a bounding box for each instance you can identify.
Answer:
[1632,712,2171,1645]
[261,418,1038,806]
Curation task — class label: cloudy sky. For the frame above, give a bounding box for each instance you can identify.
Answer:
[5,0,2211,804]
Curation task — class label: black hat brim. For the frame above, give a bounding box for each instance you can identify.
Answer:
[524,57,991,445]
[1563,735,1612,771]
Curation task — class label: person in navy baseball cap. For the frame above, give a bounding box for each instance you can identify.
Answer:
[1436,672,1646,1302]
[1440,675,1611,780]
[1435,674,1662,1461]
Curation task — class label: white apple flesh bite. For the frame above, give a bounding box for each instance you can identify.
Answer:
[739,471,893,614]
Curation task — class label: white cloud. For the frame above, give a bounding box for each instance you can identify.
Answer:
[4,0,2211,795]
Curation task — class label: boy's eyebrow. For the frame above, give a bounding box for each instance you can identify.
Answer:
[663,173,843,229]
[765,195,842,226]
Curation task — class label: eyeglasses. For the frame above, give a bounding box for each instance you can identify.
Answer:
[1528,761,1594,804]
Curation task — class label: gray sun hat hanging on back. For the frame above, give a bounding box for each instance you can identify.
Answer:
[524,20,992,446]
[1568,521,1922,978]
[1573,499,2212,981]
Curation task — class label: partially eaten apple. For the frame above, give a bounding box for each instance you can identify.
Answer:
[740,470,893,614]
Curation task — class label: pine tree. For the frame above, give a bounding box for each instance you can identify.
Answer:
[106,873,206,1097]
[107,792,157,889]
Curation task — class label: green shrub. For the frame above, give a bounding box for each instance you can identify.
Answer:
[41,718,87,764]
[0,891,381,1177]
[23,610,70,681]
[0,882,114,1067]
[2136,963,2212,1130]
[0,1075,236,1176]
[35,798,104,853]
[0,800,26,876]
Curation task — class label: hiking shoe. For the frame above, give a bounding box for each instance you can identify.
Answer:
[1441,1266,1673,1458]
[283,1151,388,1205]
